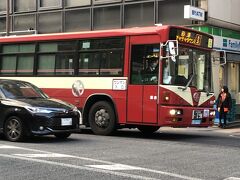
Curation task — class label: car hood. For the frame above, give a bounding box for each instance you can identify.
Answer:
[2,98,74,110]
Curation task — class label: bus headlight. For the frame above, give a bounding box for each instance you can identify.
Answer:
[169,109,182,116]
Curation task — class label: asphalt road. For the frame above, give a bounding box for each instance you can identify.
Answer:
[0,127,240,180]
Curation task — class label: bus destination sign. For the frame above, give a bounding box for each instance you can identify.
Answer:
[170,28,213,49]
[176,30,202,46]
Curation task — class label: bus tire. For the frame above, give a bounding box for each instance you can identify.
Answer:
[137,125,160,135]
[4,116,26,142]
[89,101,116,135]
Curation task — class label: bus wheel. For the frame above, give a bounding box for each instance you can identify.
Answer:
[4,116,26,142]
[89,101,116,135]
[137,126,160,135]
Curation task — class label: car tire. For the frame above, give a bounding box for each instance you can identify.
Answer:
[54,132,71,139]
[4,116,26,142]
[89,101,116,135]
[137,126,160,135]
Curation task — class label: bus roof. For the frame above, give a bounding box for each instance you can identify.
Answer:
[0,25,213,44]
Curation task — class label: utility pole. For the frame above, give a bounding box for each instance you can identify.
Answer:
[6,0,10,36]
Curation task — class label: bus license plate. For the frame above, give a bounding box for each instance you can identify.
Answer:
[192,110,203,119]
[61,118,72,126]
[192,119,201,125]
[192,110,202,125]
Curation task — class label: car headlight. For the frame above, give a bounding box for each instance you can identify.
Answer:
[25,106,56,114]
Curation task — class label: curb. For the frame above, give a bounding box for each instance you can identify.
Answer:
[214,121,240,129]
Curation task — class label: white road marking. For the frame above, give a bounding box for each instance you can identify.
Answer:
[224,177,240,180]
[0,154,157,180]
[0,144,113,164]
[14,153,73,158]
[229,135,240,138]
[0,145,22,149]
[0,143,202,180]
[86,164,143,171]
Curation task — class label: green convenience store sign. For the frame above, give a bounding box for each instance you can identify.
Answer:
[192,26,240,52]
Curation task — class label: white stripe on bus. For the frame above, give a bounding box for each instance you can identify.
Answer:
[0,77,127,89]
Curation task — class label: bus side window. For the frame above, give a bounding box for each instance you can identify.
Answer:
[130,44,159,85]
[78,38,124,77]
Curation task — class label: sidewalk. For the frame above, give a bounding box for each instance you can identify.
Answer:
[216,120,240,129]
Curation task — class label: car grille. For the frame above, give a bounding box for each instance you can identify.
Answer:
[46,117,78,129]
[34,114,79,131]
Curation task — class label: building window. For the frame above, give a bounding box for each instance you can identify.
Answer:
[158,0,190,25]
[64,0,91,7]
[93,5,121,30]
[0,17,6,32]
[14,0,36,12]
[38,0,62,10]
[191,0,199,6]
[124,2,154,28]
[0,0,13,15]
[38,12,62,33]
[65,9,90,32]
[125,0,146,1]
[0,1,7,14]
[93,0,122,5]
[14,14,35,31]
[238,65,240,93]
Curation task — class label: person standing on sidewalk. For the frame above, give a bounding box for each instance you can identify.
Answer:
[217,86,232,128]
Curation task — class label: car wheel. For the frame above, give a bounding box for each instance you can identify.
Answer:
[4,116,26,142]
[137,126,160,135]
[89,101,116,135]
[54,132,71,139]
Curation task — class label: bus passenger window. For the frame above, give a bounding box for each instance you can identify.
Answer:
[79,53,100,76]
[78,38,124,77]
[100,51,123,76]
[55,54,74,75]
[37,55,55,75]
[0,44,35,76]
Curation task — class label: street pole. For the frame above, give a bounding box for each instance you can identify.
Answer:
[6,0,10,36]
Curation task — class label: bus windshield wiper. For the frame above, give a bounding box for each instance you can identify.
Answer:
[178,73,195,91]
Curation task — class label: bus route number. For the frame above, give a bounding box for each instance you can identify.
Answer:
[112,79,127,90]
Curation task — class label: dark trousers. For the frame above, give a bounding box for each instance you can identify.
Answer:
[219,109,227,126]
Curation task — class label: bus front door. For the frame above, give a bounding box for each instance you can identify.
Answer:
[127,37,160,124]
[127,85,158,124]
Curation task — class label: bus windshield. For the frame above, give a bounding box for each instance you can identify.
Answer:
[162,46,212,91]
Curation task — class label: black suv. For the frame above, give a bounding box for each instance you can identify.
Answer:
[0,79,80,142]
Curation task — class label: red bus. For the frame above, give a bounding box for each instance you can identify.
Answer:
[0,26,215,135]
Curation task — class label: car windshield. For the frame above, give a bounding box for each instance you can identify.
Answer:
[0,81,47,99]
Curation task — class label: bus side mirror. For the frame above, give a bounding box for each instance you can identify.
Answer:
[160,40,178,62]
[168,41,176,56]
[167,40,178,62]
